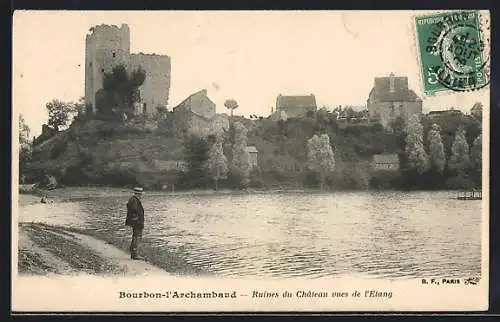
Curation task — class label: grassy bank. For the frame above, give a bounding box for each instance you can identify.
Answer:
[69,225,208,276]
[18,222,126,275]
[18,221,204,277]
[17,222,171,276]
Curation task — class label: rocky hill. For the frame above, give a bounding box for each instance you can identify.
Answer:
[30,117,185,189]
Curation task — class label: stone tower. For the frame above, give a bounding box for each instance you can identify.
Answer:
[85,24,130,111]
[84,24,171,116]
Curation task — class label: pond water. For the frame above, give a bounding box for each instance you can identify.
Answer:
[18,190,482,279]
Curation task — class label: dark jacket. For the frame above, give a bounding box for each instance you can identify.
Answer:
[125,195,144,228]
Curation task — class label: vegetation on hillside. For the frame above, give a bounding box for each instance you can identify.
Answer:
[45,99,78,131]
[230,122,251,188]
[18,114,32,183]
[204,133,228,191]
[96,64,146,118]
[20,83,483,192]
[427,124,446,173]
[307,134,336,190]
[224,99,239,117]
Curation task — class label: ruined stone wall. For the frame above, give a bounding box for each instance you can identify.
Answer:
[84,24,131,111]
[84,24,173,118]
[130,53,171,117]
[84,35,94,110]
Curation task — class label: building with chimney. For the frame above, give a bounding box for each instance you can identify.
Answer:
[367,74,422,129]
[171,89,218,137]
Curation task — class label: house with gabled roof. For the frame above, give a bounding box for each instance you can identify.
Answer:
[367,73,422,129]
[172,89,216,137]
[274,93,317,119]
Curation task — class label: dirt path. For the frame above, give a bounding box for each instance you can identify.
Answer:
[18,224,167,276]
[68,230,166,276]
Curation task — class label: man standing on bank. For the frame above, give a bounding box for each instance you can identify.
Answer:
[125,187,145,260]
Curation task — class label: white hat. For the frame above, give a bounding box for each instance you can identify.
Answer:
[133,187,144,194]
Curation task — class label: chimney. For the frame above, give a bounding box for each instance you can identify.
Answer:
[389,73,395,93]
[202,89,207,96]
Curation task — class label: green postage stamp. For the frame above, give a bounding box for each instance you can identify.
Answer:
[414,10,490,95]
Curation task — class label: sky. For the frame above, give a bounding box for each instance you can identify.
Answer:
[13,10,489,136]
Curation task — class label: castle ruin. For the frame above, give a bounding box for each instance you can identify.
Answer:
[85,24,171,117]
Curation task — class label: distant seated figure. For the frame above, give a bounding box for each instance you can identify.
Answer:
[40,195,51,204]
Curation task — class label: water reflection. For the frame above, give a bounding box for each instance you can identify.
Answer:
[18,191,482,279]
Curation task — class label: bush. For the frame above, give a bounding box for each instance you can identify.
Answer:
[369,170,402,189]
[248,168,263,188]
[302,171,319,188]
[59,164,89,185]
[174,170,210,190]
[50,136,69,159]
[136,170,181,190]
[101,167,139,187]
[445,171,476,190]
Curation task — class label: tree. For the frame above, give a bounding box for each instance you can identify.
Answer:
[97,64,146,118]
[230,122,251,187]
[204,134,228,191]
[389,115,406,151]
[155,105,168,118]
[343,106,356,120]
[307,134,336,190]
[224,98,239,118]
[182,135,210,188]
[471,102,483,121]
[19,114,31,148]
[45,99,76,131]
[404,114,429,174]
[69,96,87,122]
[19,114,32,182]
[427,123,446,173]
[448,127,471,173]
[471,133,482,171]
[74,96,85,115]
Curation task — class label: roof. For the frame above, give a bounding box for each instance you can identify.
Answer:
[373,153,399,164]
[428,110,462,115]
[173,89,212,112]
[245,146,258,153]
[276,94,317,109]
[369,76,421,102]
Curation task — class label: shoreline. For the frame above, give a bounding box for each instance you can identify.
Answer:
[17,221,167,276]
[16,185,470,204]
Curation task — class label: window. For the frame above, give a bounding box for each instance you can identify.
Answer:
[143,103,147,115]
[89,62,92,67]
[112,52,116,58]
[101,68,104,73]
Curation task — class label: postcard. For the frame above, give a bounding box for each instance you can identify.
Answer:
[12,10,489,312]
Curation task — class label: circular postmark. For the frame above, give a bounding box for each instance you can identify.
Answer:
[426,12,490,92]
